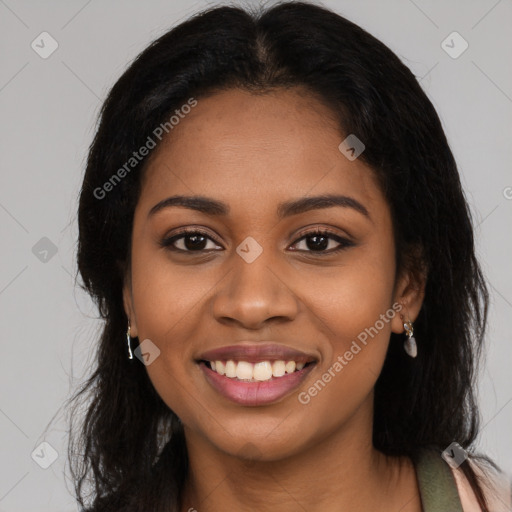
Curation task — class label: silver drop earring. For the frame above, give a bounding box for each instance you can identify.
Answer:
[403,320,417,358]
[126,322,134,360]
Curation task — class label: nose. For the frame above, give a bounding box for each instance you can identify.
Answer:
[211,248,299,330]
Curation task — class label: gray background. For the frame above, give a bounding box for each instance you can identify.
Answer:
[1,0,511,510]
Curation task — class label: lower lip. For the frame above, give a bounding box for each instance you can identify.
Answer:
[198,361,316,406]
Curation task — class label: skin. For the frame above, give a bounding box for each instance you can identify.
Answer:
[123,87,427,512]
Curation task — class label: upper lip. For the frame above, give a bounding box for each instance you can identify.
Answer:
[197,343,318,364]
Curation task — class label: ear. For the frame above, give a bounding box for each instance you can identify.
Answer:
[122,273,138,338]
[390,248,427,335]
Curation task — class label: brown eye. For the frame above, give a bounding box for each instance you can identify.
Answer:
[290,229,354,254]
[160,230,223,252]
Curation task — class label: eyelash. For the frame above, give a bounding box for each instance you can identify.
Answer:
[159,227,354,255]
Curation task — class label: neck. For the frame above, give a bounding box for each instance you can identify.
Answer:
[180,405,421,512]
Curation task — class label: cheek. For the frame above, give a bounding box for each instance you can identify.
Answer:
[297,239,396,402]
[302,238,396,345]
[130,241,212,342]
[129,247,222,416]
[295,261,396,429]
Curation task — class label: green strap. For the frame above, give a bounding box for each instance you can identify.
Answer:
[414,448,464,512]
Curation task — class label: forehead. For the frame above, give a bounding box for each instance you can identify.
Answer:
[138,88,386,221]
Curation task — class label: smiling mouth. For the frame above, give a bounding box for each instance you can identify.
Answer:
[197,358,317,406]
[198,359,316,382]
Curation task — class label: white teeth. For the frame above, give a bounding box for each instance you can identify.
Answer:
[216,361,225,375]
[225,360,237,378]
[253,361,273,381]
[209,359,309,381]
[285,361,296,373]
[272,360,286,377]
[235,361,254,380]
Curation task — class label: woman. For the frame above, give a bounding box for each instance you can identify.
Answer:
[69,2,511,511]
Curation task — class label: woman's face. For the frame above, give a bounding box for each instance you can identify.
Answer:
[123,87,421,461]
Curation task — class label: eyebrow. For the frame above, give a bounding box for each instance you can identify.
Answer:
[148,194,371,221]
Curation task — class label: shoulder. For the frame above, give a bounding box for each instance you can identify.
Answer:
[451,457,512,512]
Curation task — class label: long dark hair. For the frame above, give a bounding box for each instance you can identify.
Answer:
[69,2,494,510]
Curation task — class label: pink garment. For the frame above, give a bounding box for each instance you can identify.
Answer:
[452,461,512,512]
